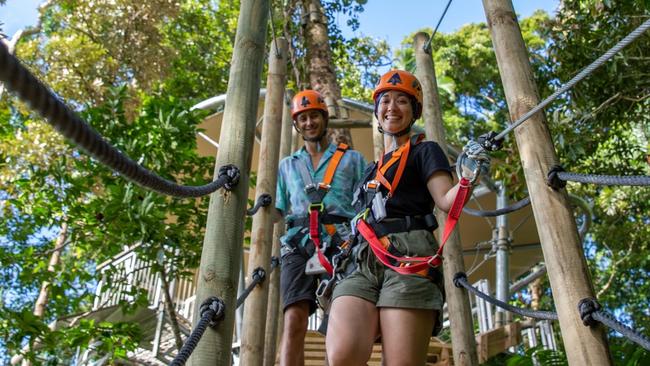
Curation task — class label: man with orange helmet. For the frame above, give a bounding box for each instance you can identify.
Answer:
[275,89,366,366]
[325,70,490,365]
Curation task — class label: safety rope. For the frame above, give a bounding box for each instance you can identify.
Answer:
[423,0,453,53]
[579,298,650,351]
[483,19,650,150]
[246,193,273,216]
[454,272,559,321]
[0,43,241,198]
[235,256,279,308]
[169,297,225,366]
[547,166,650,188]
[463,196,531,217]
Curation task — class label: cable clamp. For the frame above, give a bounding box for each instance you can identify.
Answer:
[547,165,567,190]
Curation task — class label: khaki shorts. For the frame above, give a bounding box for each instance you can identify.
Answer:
[332,230,445,333]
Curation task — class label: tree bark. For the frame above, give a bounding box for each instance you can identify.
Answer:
[240,37,288,365]
[263,91,294,366]
[189,0,269,364]
[414,32,479,366]
[301,0,353,146]
[159,265,184,350]
[482,1,612,364]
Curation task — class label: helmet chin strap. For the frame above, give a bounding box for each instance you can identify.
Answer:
[377,119,414,138]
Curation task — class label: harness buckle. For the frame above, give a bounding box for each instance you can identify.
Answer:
[318,183,331,191]
[427,254,443,268]
[350,209,369,236]
[309,202,325,212]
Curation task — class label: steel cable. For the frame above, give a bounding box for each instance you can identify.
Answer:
[486,18,650,149]
[463,196,531,217]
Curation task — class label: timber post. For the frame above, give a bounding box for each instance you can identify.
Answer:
[189,0,270,364]
[240,37,288,365]
[481,0,612,364]
[414,32,479,366]
[263,90,294,366]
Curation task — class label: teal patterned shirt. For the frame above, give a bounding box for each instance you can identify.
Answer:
[276,143,366,247]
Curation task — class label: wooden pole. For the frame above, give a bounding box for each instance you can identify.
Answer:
[414,32,479,366]
[240,37,288,365]
[189,1,269,364]
[481,1,612,364]
[263,91,294,366]
[302,0,353,146]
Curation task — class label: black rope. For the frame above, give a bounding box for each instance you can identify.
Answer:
[246,193,273,216]
[0,43,241,198]
[555,170,650,187]
[463,196,531,217]
[270,256,280,271]
[579,298,650,351]
[169,297,225,366]
[454,272,558,321]
[236,267,267,308]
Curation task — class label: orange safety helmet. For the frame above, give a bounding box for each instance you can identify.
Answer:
[291,90,328,120]
[372,70,423,120]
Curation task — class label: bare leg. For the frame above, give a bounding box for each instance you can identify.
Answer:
[380,308,436,366]
[326,296,379,366]
[279,301,311,366]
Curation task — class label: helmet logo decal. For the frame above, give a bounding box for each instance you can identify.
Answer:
[387,72,402,86]
[300,96,311,107]
[412,80,422,93]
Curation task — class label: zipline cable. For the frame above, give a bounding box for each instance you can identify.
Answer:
[484,18,650,150]
[0,43,240,198]
[463,196,531,217]
[423,0,453,53]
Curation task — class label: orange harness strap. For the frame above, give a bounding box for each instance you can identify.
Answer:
[309,143,349,276]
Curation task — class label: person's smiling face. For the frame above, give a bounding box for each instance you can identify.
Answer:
[295,109,326,139]
[377,90,414,134]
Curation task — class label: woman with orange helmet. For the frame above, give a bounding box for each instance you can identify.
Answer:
[325,70,490,365]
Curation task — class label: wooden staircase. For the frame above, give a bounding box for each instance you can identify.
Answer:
[277,330,453,365]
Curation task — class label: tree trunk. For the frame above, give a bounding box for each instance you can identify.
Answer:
[159,265,184,350]
[482,0,612,364]
[189,0,269,364]
[301,0,353,146]
[240,37,288,365]
[414,33,479,366]
[263,91,294,366]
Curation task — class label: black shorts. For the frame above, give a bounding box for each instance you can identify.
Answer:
[281,250,318,315]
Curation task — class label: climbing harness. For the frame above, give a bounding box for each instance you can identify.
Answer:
[286,143,350,276]
[352,134,487,275]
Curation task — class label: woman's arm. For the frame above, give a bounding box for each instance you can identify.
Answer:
[426,171,454,213]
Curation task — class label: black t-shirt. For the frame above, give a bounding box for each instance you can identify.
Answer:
[364,140,452,218]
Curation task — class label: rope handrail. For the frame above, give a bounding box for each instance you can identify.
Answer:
[454,272,559,321]
[169,297,225,366]
[547,166,650,188]
[246,193,273,216]
[235,256,279,308]
[0,43,240,198]
[463,196,531,217]
[579,298,650,351]
[483,18,650,150]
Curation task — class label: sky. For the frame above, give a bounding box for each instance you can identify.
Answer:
[1,0,559,46]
